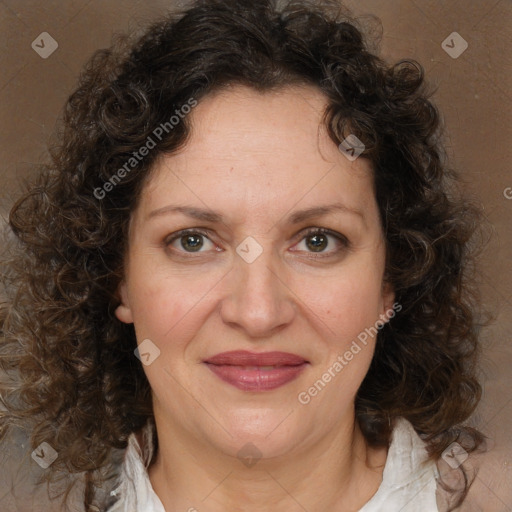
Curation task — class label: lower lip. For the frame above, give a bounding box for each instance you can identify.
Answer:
[204,363,308,391]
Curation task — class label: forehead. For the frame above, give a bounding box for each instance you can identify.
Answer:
[178,84,354,170]
[138,84,377,228]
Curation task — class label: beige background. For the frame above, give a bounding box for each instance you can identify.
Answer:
[0,0,511,510]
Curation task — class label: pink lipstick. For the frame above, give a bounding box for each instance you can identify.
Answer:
[204,350,309,391]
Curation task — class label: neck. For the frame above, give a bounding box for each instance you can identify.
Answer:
[147,411,388,512]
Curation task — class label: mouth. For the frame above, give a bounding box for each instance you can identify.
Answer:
[203,350,309,391]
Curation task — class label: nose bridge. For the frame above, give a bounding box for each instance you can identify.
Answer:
[239,242,277,296]
[221,236,294,335]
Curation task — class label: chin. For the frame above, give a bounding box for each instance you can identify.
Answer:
[208,414,304,460]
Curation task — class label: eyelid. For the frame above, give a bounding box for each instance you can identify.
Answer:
[296,226,349,244]
[164,227,217,249]
[291,227,350,255]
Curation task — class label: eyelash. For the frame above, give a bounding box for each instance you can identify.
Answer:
[164,227,350,259]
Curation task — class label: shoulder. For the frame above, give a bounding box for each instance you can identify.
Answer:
[106,421,165,512]
[359,417,440,512]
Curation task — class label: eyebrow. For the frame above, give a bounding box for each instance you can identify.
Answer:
[147,202,365,225]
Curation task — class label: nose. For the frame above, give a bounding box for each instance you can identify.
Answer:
[220,243,296,338]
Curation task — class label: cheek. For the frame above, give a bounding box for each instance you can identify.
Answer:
[126,260,225,356]
[297,269,384,337]
[127,273,197,343]
[297,272,384,411]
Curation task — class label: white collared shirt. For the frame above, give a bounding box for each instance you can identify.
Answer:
[107,417,440,512]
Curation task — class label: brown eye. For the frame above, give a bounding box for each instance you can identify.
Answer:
[305,232,329,252]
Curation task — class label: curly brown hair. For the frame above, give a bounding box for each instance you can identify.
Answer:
[1,0,489,510]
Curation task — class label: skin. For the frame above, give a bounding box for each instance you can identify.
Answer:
[115,84,395,512]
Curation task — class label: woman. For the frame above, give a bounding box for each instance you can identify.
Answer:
[0,0,486,510]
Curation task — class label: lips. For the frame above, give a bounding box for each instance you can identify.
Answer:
[204,350,307,366]
[203,350,309,391]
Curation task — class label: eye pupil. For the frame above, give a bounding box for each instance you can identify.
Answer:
[307,234,328,252]
[182,234,203,252]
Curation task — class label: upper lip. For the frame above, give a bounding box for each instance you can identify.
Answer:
[204,350,308,366]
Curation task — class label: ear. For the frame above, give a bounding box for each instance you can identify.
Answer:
[380,281,396,322]
[115,280,134,324]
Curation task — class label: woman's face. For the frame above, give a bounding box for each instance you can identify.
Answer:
[116,84,394,459]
